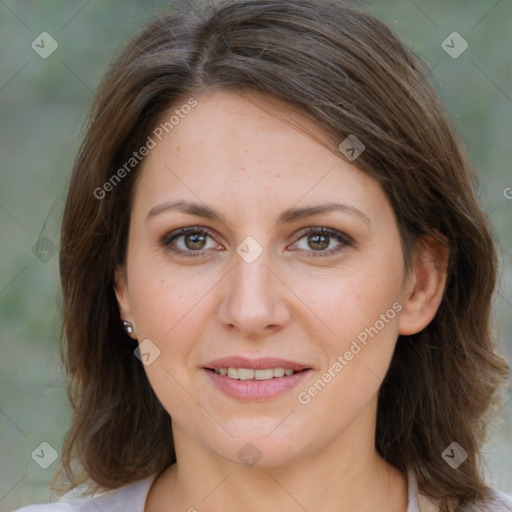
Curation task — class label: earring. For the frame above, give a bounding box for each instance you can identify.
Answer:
[122,321,134,335]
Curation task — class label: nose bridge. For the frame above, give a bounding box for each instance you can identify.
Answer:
[233,250,271,302]
[219,241,289,335]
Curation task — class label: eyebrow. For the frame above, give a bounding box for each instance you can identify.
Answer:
[146,199,371,226]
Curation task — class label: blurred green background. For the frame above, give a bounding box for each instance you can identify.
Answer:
[0,0,511,510]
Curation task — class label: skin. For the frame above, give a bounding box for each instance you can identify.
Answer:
[114,89,447,512]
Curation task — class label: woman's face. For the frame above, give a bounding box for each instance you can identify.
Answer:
[115,89,419,467]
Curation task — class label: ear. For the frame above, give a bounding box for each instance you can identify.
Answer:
[398,234,449,336]
[113,265,135,336]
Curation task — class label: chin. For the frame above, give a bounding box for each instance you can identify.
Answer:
[206,423,312,468]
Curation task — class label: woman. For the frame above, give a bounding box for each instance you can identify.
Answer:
[16,0,512,510]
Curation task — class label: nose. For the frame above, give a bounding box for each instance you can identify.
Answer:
[216,248,291,338]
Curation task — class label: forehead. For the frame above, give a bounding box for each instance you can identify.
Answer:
[131,89,389,225]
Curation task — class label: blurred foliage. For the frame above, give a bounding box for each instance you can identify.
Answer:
[0,0,511,510]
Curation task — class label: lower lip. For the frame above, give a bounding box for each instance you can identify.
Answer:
[204,369,311,401]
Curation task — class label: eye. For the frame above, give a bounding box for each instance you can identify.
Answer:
[160,227,222,257]
[160,226,353,259]
[290,227,353,257]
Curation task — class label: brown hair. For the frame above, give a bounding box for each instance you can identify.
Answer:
[55,0,509,509]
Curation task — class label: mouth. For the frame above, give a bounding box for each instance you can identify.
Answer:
[206,367,302,380]
[203,357,312,401]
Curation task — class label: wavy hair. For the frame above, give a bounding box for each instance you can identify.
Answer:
[54,1,509,509]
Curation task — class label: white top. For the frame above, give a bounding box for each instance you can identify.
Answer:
[14,468,512,511]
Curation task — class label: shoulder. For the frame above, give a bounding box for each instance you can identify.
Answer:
[408,468,512,512]
[442,488,512,512]
[462,489,512,511]
[13,474,158,512]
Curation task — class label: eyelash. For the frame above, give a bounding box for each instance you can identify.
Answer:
[159,226,354,259]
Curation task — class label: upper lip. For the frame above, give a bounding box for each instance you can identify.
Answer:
[204,356,311,371]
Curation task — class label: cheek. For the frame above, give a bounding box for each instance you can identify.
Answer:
[289,246,404,413]
[128,257,216,340]
[129,269,212,418]
[290,252,404,350]
[295,275,402,431]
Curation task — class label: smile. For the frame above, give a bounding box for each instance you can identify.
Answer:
[203,357,312,401]
[213,367,297,380]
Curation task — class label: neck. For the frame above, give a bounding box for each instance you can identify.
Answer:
[147,422,408,512]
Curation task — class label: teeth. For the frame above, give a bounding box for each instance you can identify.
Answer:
[238,368,255,380]
[214,367,297,380]
[227,367,239,379]
[273,367,285,377]
[255,369,274,380]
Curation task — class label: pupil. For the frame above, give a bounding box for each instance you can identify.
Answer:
[309,234,329,251]
[186,233,206,250]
